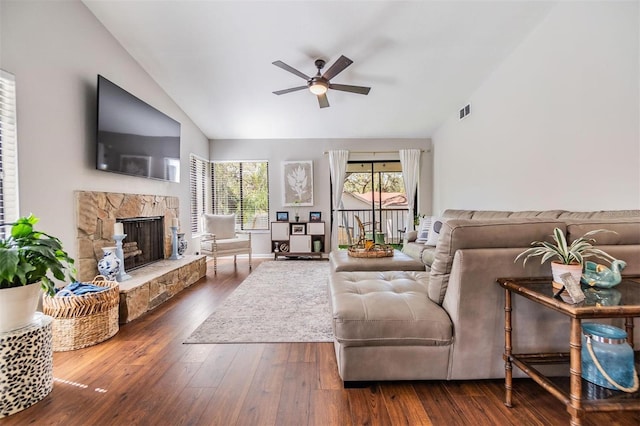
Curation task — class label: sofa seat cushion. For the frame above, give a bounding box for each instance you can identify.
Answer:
[329,271,452,347]
[330,250,425,272]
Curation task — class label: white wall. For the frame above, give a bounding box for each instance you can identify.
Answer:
[432,1,639,214]
[211,138,432,254]
[1,1,210,261]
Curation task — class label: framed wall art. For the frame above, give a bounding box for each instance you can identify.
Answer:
[309,212,321,222]
[276,211,289,222]
[282,160,313,206]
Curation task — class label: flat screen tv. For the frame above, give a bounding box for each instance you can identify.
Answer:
[96,75,181,182]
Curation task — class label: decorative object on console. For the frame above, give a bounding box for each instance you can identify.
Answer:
[291,224,306,235]
[515,227,618,289]
[97,247,121,281]
[581,260,626,288]
[276,211,289,222]
[283,161,313,206]
[310,211,321,222]
[0,215,75,333]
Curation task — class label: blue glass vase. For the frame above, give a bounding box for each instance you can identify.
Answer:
[581,323,637,391]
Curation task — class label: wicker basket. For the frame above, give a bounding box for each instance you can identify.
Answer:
[42,276,119,352]
[348,244,395,258]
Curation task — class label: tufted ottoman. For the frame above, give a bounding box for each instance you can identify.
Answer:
[328,270,453,383]
[329,249,425,272]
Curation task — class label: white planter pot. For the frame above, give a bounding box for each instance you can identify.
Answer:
[551,262,583,289]
[0,283,42,333]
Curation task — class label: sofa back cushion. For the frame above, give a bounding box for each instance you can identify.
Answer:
[428,218,565,305]
[566,218,640,245]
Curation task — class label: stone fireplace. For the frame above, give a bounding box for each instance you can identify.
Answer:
[75,191,179,282]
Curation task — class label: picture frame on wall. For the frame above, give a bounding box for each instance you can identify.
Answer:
[276,211,289,222]
[309,212,321,222]
[291,224,306,235]
[282,160,313,206]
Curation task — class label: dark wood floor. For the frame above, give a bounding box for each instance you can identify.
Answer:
[5,257,639,425]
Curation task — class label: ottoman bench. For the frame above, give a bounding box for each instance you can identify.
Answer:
[329,249,425,272]
[328,270,452,383]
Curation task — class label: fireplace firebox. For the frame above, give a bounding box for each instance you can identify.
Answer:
[118,216,165,271]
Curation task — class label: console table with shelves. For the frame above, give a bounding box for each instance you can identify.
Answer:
[497,276,640,426]
[271,221,325,259]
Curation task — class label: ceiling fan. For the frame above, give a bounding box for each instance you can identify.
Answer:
[272,55,371,108]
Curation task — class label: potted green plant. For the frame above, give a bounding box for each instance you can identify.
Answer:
[515,227,616,288]
[0,214,75,332]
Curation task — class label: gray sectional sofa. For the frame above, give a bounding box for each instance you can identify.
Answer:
[327,210,640,384]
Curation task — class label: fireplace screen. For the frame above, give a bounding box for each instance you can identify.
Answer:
[119,216,164,270]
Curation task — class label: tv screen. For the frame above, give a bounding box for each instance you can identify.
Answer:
[96,75,181,182]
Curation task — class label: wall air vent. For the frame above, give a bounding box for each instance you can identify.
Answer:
[459,104,471,120]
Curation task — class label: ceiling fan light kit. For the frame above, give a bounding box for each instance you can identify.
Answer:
[273,55,371,108]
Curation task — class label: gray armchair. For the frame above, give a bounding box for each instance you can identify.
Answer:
[200,214,252,273]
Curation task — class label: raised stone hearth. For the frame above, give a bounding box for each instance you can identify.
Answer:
[75,191,206,323]
[118,255,207,323]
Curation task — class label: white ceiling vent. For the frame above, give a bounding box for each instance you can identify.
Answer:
[459,104,471,120]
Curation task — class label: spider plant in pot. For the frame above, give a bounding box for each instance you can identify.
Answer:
[515,227,616,289]
[0,214,75,332]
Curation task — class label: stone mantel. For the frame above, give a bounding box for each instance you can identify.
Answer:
[75,191,179,282]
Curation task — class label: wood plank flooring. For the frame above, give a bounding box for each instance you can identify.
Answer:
[5,258,639,425]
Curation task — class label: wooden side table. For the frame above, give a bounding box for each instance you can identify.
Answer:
[0,312,54,418]
[497,277,640,426]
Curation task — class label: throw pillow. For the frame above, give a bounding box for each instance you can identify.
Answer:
[425,217,444,246]
[415,216,432,243]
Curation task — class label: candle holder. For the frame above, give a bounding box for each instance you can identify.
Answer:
[113,234,131,281]
[169,226,181,260]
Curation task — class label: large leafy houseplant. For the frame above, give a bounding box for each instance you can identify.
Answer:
[515,227,616,267]
[0,214,75,296]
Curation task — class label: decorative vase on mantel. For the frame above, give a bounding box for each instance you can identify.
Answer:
[98,246,121,281]
[177,233,188,256]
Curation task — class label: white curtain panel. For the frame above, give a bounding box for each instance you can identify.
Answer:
[328,150,349,251]
[399,149,421,232]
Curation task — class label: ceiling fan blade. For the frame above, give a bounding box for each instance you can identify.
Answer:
[317,93,329,108]
[322,55,353,81]
[272,60,311,80]
[329,83,371,95]
[273,86,308,95]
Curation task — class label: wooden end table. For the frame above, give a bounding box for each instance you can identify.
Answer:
[497,276,640,426]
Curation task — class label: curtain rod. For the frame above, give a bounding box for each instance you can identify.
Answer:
[323,149,428,155]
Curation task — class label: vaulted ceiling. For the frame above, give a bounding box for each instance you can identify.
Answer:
[83,1,556,140]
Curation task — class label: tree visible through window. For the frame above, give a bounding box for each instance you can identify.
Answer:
[212,161,269,230]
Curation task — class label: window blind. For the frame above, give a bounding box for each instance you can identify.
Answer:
[189,154,210,233]
[0,70,19,238]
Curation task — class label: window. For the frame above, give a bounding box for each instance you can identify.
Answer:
[212,161,269,230]
[0,70,19,238]
[189,154,210,233]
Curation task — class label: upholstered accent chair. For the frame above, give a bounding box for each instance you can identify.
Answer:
[200,214,252,273]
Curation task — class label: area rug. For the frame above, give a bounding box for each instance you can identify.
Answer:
[184,260,333,343]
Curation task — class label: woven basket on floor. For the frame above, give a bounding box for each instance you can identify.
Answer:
[42,275,119,352]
